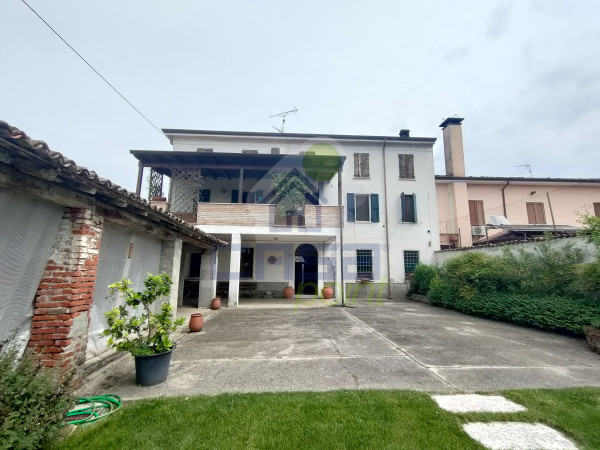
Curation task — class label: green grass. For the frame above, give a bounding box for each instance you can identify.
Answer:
[54,388,600,450]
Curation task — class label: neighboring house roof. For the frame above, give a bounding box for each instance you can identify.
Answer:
[438,233,579,252]
[436,175,600,185]
[0,120,225,249]
[473,224,579,246]
[488,224,579,233]
[162,128,437,143]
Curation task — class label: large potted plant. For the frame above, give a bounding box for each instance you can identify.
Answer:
[102,273,185,386]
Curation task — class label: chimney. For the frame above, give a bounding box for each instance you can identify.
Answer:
[399,129,410,137]
[439,117,465,177]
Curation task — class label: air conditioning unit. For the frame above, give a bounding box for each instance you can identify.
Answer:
[471,226,487,236]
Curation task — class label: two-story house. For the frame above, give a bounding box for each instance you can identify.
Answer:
[132,129,439,307]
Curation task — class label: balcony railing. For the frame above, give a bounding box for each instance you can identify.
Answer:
[193,203,340,228]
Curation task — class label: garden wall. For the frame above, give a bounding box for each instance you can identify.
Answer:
[435,236,596,265]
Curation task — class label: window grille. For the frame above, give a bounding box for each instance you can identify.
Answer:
[403,251,419,274]
[356,250,373,280]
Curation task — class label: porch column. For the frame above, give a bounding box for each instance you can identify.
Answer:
[228,233,241,308]
[158,238,183,312]
[198,247,218,308]
[238,168,244,203]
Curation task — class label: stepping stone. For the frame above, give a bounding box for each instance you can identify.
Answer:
[463,422,578,449]
[433,394,526,413]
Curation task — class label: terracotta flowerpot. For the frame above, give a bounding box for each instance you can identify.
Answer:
[211,297,221,310]
[283,286,294,299]
[189,313,204,332]
[322,286,334,299]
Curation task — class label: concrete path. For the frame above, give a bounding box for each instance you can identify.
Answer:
[83,299,600,400]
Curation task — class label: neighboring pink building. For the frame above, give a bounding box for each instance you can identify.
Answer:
[436,118,600,248]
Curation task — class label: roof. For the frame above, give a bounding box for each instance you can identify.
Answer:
[437,233,580,252]
[488,224,580,233]
[162,128,437,144]
[435,175,600,185]
[0,120,225,248]
[130,150,346,181]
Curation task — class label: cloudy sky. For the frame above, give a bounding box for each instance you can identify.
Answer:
[2,1,599,192]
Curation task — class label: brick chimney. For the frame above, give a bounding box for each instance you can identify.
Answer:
[439,117,465,177]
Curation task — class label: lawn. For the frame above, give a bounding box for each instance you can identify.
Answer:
[55,388,600,450]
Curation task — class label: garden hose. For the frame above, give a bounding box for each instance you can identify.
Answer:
[64,394,122,425]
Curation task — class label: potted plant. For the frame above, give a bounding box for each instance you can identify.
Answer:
[283,286,294,299]
[322,285,334,299]
[102,273,185,386]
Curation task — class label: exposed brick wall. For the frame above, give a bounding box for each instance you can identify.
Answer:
[195,203,340,228]
[28,207,103,386]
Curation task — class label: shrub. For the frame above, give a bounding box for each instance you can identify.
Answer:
[427,276,460,308]
[572,262,600,303]
[410,264,438,295]
[0,345,73,449]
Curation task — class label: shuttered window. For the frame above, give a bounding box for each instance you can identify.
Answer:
[347,193,379,223]
[353,153,370,178]
[594,202,600,218]
[401,193,417,223]
[468,200,485,226]
[398,154,415,179]
[526,202,546,224]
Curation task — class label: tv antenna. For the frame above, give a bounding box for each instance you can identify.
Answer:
[515,163,533,177]
[269,106,298,133]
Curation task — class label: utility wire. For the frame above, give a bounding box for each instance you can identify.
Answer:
[20,0,167,141]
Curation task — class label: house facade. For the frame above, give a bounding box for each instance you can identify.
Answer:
[436,118,600,248]
[132,129,440,306]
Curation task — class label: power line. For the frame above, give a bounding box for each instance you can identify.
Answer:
[20,0,167,141]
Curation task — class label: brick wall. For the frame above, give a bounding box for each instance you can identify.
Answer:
[28,207,103,386]
[195,203,340,228]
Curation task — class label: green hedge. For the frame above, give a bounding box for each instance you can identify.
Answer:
[410,264,438,295]
[428,280,600,335]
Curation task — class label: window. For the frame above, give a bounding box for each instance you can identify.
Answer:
[353,153,370,178]
[271,147,280,154]
[356,250,373,280]
[399,154,415,179]
[242,149,258,154]
[240,248,254,278]
[198,189,210,203]
[469,200,485,226]
[594,202,600,218]
[401,193,417,223]
[526,202,546,224]
[404,251,419,275]
[196,148,213,153]
[347,193,379,223]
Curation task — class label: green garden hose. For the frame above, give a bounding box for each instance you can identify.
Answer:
[64,394,122,425]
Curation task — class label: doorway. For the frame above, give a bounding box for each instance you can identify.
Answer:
[295,244,318,294]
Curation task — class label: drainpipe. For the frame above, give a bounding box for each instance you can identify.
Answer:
[501,180,510,217]
[381,139,392,299]
[338,163,345,306]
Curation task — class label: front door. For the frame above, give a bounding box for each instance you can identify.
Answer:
[294,244,318,294]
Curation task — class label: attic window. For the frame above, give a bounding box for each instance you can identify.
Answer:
[242,149,258,154]
[197,148,213,153]
[271,147,280,154]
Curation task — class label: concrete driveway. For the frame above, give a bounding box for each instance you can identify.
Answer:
[83,299,600,400]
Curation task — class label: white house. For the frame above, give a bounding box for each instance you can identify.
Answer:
[132,129,440,306]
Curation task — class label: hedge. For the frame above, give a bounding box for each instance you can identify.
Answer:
[428,279,600,335]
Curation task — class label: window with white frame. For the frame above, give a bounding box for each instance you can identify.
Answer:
[403,251,419,275]
[347,193,379,223]
[356,250,373,280]
[353,153,370,178]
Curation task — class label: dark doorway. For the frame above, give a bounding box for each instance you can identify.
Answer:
[295,244,318,294]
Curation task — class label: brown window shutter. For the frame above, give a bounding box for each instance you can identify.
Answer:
[526,203,536,224]
[535,203,546,224]
[362,154,370,177]
[594,202,600,218]
[469,200,484,226]
[354,154,360,177]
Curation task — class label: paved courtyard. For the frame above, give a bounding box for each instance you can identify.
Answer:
[83,299,600,400]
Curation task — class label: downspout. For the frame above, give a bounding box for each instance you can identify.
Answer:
[501,180,510,217]
[338,163,345,306]
[381,139,392,299]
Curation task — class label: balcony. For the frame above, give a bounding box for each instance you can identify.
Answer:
[194,203,340,228]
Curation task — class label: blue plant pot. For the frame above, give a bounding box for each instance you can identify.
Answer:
[134,346,174,386]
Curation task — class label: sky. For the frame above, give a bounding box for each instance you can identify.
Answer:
[2,0,599,193]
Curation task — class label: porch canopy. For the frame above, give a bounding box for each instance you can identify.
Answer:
[131,151,345,191]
